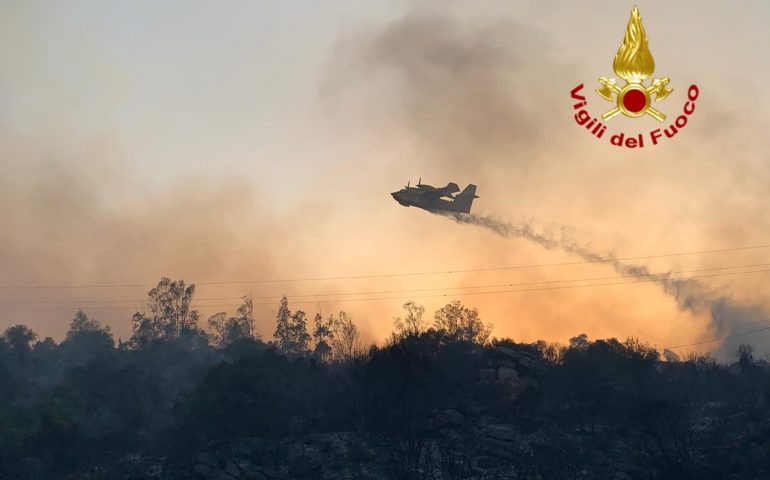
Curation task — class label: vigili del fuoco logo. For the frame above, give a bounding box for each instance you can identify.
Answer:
[570,6,699,148]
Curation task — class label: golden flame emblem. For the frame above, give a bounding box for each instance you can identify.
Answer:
[596,6,672,122]
[613,6,654,82]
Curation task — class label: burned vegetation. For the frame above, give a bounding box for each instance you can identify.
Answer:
[0,278,769,480]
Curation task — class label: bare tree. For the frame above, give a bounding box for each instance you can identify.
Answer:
[393,301,427,339]
[235,295,255,338]
[535,339,564,364]
[329,311,361,362]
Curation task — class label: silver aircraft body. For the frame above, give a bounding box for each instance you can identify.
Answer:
[391,179,479,214]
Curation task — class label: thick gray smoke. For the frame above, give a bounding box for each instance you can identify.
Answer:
[439,211,770,359]
[326,13,573,179]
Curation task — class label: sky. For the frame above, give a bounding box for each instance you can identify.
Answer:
[2,0,769,359]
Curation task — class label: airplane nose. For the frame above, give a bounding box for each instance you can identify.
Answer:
[391,192,409,207]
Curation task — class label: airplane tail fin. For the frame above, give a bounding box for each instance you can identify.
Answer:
[452,184,478,213]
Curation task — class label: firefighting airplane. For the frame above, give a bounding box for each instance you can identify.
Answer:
[391,179,479,214]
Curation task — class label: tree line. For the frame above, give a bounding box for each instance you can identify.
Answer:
[1,277,768,479]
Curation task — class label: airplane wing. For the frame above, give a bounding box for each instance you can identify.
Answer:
[421,182,460,200]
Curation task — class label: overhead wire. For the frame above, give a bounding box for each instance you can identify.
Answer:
[1,260,769,306]
[2,244,770,351]
[662,326,770,350]
[1,264,769,310]
[0,244,768,289]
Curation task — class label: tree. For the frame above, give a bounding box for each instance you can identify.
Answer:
[207,312,229,346]
[272,296,310,355]
[289,310,311,355]
[393,301,427,339]
[66,310,113,341]
[274,296,292,352]
[536,339,564,364]
[433,301,491,344]
[569,333,590,350]
[33,337,58,362]
[663,349,680,363]
[208,296,257,347]
[737,343,754,367]
[130,277,200,347]
[61,310,114,359]
[3,324,37,359]
[312,313,333,362]
[234,295,255,338]
[329,311,361,362]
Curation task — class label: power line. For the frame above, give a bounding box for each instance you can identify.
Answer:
[5,265,770,352]
[2,261,769,305]
[2,265,769,311]
[0,296,248,305]
[662,326,770,350]
[0,244,769,290]
[263,267,770,306]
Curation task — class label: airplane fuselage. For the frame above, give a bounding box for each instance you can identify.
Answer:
[391,182,478,214]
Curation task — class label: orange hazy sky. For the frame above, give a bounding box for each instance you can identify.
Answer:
[2,1,769,359]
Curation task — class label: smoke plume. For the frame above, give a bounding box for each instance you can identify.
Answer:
[438,211,770,358]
